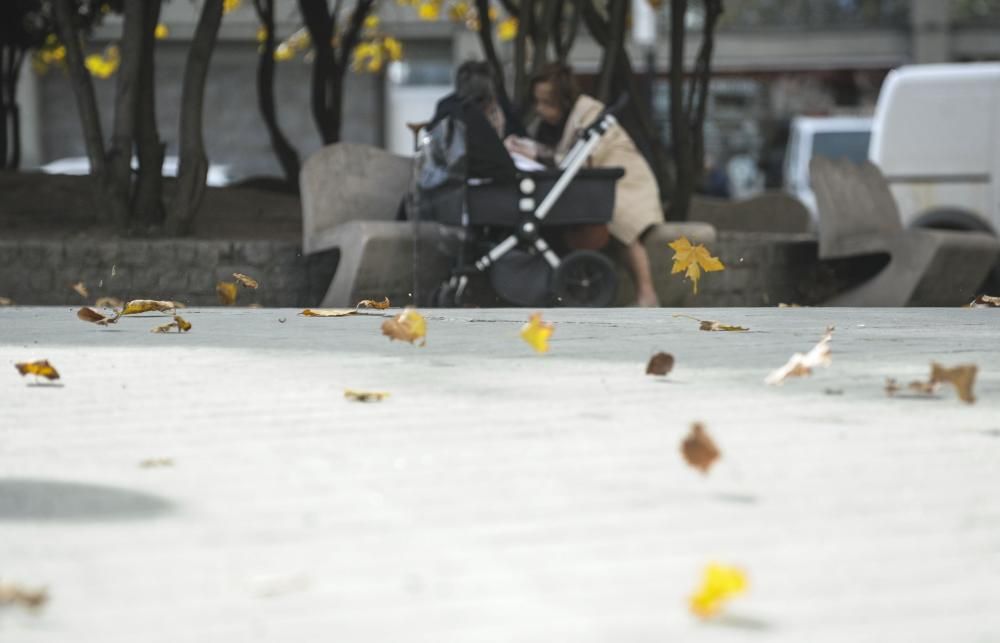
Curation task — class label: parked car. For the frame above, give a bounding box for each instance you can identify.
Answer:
[783,115,873,221]
[869,62,1000,237]
[41,156,233,187]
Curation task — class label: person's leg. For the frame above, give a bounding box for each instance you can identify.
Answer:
[625,239,660,307]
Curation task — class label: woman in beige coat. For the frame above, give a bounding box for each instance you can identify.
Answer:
[505,63,664,307]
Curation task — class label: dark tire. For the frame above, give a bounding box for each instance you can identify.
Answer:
[552,250,618,307]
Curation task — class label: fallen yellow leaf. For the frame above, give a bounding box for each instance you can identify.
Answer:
[689,563,748,618]
[669,236,724,295]
[382,308,427,345]
[673,313,748,332]
[765,327,833,385]
[120,299,184,315]
[0,582,48,609]
[216,281,238,305]
[681,423,720,474]
[139,457,174,468]
[520,312,553,353]
[301,308,356,317]
[71,281,89,298]
[931,362,977,404]
[77,306,118,325]
[968,294,1000,307]
[233,272,259,289]
[344,389,390,402]
[15,360,60,381]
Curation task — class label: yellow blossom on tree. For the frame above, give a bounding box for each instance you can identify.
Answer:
[448,1,470,21]
[274,42,295,61]
[154,23,169,39]
[256,25,269,43]
[223,0,242,14]
[497,17,518,41]
[669,236,724,294]
[364,14,380,30]
[85,45,120,79]
[418,1,441,20]
[383,36,403,61]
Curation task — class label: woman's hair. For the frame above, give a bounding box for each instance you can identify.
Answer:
[530,62,580,114]
[455,60,496,107]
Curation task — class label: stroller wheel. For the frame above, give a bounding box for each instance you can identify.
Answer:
[552,250,618,307]
[432,281,455,307]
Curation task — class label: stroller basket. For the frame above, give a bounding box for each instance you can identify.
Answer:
[442,167,624,228]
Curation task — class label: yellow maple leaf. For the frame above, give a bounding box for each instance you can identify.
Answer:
[382,308,427,345]
[120,299,184,316]
[15,360,60,381]
[520,312,554,353]
[216,281,238,305]
[669,236,724,295]
[689,563,748,618]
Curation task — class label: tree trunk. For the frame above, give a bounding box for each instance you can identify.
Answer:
[668,0,692,221]
[595,0,627,103]
[512,0,532,109]
[475,0,511,107]
[107,0,145,229]
[166,0,223,236]
[253,0,301,189]
[1,46,11,169]
[53,0,115,225]
[688,0,722,193]
[553,0,581,64]
[298,0,337,144]
[133,0,166,229]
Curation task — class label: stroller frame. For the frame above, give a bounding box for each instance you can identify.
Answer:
[434,97,628,307]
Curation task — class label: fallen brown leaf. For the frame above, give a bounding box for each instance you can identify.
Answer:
[646,352,675,376]
[357,297,390,310]
[77,306,118,325]
[969,294,1000,308]
[344,389,390,402]
[120,299,183,315]
[233,272,259,289]
[94,296,123,309]
[71,281,89,298]
[0,296,13,305]
[301,308,356,317]
[673,313,748,332]
[15,360,60,381]
[382,308,427,345]
[0,582,48,609]
[765,327,834,385]
[139,458,174,468]
[216,281,238,305]
[151,315,192,333]
[931,362,977,404]
[681,422,720,474]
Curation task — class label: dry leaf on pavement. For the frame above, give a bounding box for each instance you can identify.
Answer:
[0,582,48,609]
[77,306,118,325]
[94,296,123,309]
[968,294,1000,308]
[646,352,675,376]
[931,362,977,404]
[765,327,834,385]
[689,563,748,619]
[71,281,89,298]
[151,315,192,333]
[382,308,427,345]
[673,313,748,332]
[681,422,720,474]
[301,297,392,317]
[356,297,391,310]
[669,236,725,295]
[233,272,259,289]
[139,458,174,468]
[121,299,184,315]
[344,389,390,402]
[0,296,13,305]
[216,281,238,305]
[520,312,554,353]
[15,360,60,381]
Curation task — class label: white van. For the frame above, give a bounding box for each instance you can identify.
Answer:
[784,116,873,221]
[869,63,1000,237]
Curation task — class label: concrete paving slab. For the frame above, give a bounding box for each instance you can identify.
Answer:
[1,307,999,642]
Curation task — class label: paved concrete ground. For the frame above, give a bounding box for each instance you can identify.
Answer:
[2,306,999,642]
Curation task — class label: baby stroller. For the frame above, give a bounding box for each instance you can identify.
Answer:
[411,95,629,307]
